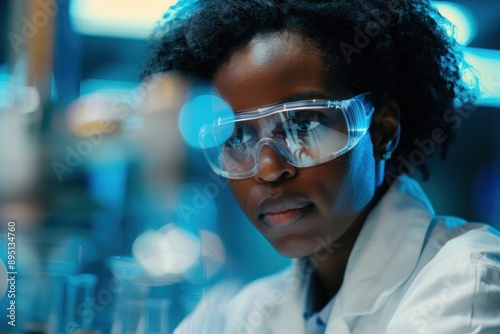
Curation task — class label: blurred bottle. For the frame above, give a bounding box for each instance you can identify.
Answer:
[64,274,98,334]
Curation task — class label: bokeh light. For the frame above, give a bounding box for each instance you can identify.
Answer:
[179,93,234,148]
[435,1,477,46]
[463,48,500,107]
[182,229,226,285]
[132,223,201,277]
[200,230,226,279]
[70,0,179,38]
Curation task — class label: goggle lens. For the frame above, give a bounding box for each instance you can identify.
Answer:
[199,95,373,179]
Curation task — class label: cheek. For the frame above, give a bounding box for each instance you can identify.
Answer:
[336,136,377,211]
[313,136,377,215]
[228,180,255,217]
[226,136,378,228]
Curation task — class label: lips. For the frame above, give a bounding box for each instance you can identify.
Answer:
[257,195,313,230]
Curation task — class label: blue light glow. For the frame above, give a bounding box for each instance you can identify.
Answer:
[464,48,500,107]
[179,94,234,148]
[434,1,477,46]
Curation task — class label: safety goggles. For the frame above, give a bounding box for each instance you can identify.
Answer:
[199,93,374,179]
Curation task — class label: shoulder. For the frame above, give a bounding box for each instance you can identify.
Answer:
[425,216,500,268]
[388,218,500,333]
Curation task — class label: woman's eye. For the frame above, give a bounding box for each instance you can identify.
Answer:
[293,118,320,131]
[226,126,255,149]
[287,112,321,132]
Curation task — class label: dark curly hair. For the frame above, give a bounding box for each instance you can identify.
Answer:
[142,0,478,179]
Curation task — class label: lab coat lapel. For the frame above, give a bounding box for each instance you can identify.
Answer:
[326,176,435,332]
[224,260,308,334]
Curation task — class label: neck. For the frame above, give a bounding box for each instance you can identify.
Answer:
[307,179,390,308]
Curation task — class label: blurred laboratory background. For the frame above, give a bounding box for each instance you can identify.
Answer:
[0,0,499,333]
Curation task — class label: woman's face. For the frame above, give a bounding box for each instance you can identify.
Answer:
[213,31,381,258]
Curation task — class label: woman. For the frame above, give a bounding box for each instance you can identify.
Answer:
[142,0,500,333]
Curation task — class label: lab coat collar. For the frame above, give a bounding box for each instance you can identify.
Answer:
[337,175,435,317]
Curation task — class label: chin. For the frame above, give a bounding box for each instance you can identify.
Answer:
[268,234,318,259]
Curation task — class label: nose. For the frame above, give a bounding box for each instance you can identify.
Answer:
[254,144,297,183]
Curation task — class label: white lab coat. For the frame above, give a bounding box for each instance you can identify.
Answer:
[175,176,500,333]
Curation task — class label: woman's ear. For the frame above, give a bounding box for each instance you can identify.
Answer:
[369,99,401,161]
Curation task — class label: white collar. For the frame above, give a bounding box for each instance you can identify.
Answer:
[291,176,435,318]
[337,175,434,316]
